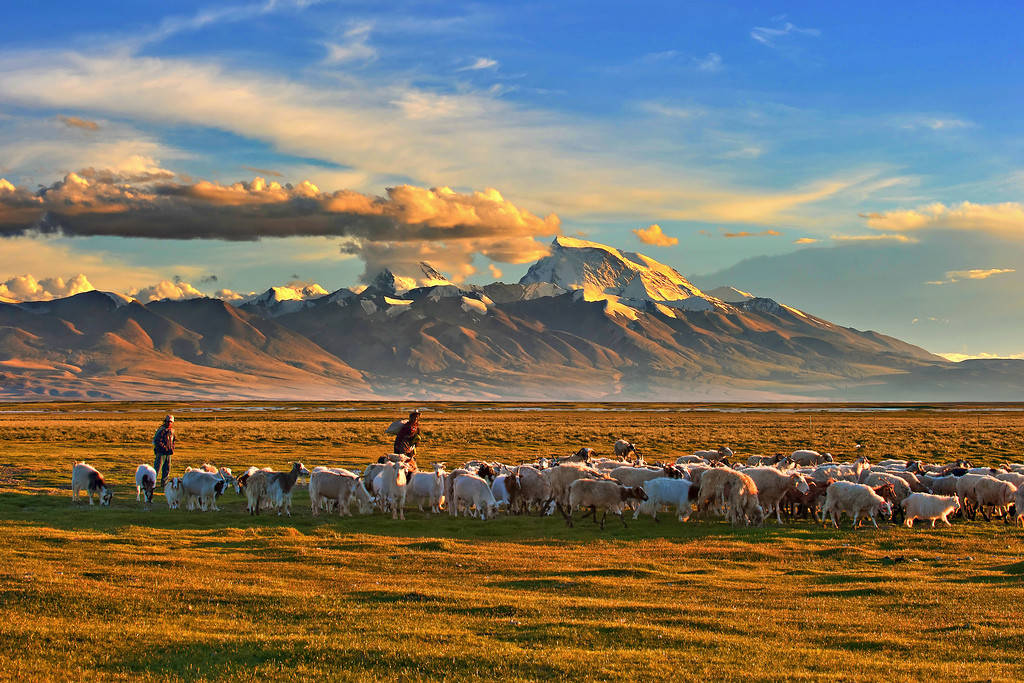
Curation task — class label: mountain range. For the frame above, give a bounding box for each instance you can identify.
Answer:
[1,236,1020,401]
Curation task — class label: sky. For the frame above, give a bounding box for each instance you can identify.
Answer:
[0,0,1021,358]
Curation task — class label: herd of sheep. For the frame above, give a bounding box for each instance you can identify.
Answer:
[68,438,1024,531]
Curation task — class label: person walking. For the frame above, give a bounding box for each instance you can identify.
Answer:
[153,414,175,487]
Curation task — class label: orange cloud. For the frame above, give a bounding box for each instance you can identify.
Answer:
[57,115,99,131]
[723,229,781,238]
[860,201,1024,236]
[632,223,678,246]
[793,237,817,244]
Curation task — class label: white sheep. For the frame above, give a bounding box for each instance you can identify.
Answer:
[380,461,410,520]
[135,464,157,504]
[181,469,230,511]
[973,477,1017,522]
[820,481,892,529]
[693,446,733,462]
[744,467,809,524]
[567,478,648,529]
[451,473,498,520]
[792,449,833,466]
[71,462,113,506]
[407,463,446,513]
[901,493,960,528]
[309,469,372,516]
[635,477,694,522]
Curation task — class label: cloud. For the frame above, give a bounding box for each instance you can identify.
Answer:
[694,52,723,72]
[793,237,817,244]
[925,268,1015,285]
[0,273,94,302]
[488,263,502,279]
[830,233,917,243]
[214,288,249,301]
[750,21,820,47]
[898,116,974,132]
[860,201,1024,237]
[129,279,205,302]
[938,351,1024,362]
[632,223,678,247]
[57,115,99,131]
[324,22,377,64]
[457,57,498,71]
[723,229,780,238]
[0,169,560,283]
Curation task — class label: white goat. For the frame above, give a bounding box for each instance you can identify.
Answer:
[901,493,960,528]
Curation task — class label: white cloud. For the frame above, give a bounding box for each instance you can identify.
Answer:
[129,279,205,302]
[457,57,498,71]
[898,116,974,132]
[694,52,723,72]
[0,273,94,302]
[925,268,1015,285]
[793,237,817,244]
[751,21,820,47]
[324,22,377,64]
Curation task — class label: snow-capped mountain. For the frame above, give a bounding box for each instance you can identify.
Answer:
[236,283,329,317]
[704,286,756,303]
[520,236,716,311]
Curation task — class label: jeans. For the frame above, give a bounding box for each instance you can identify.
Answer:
[154,452,171,484]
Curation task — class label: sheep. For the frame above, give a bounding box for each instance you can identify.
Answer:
[451,474,499,520]
[743,467,810,524]
[71,462,113,506]
[954,473,993,519]
[490,474,510,508]
[507,465,552,515]
[566,478,648,529]
[635,477,695,522]
[780,477,833,520]
[996,472,1024,489]
[746,454,787,467]
[901,493,960,528]
[973,477,1017,522]
[380,461,410,520]
[407,463,446,513]
[164,477,184,509]
[1015,487,1024,527]
[135,464,157,504]
[181,469,230,511]
[560,447,595,464]
[820,481,893,530]
[792,450,834,467]
[613,439,641,462]
[921,474,958,496]
[693,446,733,463]
[696,468,764,526]
[542,462,608,515]
[884,470,927,493]
[309,469,373,516]
[675,454,708,465]
[609,464,682,489]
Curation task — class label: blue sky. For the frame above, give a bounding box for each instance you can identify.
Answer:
[0,0,1021,357]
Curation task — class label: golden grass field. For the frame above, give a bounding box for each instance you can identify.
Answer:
[2,402,1024,681]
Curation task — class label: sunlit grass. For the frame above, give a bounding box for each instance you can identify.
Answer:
[1,402,1023,680]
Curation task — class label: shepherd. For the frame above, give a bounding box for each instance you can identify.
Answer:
[393,409,421,459]
[153,414,176,487]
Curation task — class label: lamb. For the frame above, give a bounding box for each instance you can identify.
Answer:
[792,450,834,467]
[451,474,499,520]
[635,477,695,522]
[972,477,1017,522]
[566,478,648,529]
[407,463,446,513]
[820,481,893,529]
[309,469,373,516]
[164,477,184,509]
[135,464,157,505]
[901,493,960,528]
[743,467,810,524]
[71,462,113,506]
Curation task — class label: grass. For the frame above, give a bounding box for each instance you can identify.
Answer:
[1,402,1024,681]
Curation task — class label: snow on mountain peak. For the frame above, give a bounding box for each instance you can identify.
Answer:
[704,286,756,303]
[520,236,711,309]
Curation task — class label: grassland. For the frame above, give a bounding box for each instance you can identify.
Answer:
[2,402,1024,681]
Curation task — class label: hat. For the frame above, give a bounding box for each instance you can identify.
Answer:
[164,414,174,423]
[409,409,421,418]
